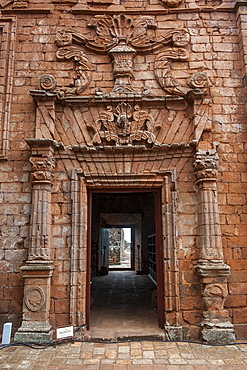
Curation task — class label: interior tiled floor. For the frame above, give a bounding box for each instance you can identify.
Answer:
[88,271,164,340]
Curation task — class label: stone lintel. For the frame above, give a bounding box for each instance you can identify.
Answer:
[194,259,230,278]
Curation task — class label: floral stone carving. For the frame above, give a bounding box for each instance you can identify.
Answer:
[55,14,207,99]
[55,44,92,96]
[87,102,161,146]
[194,149,218,181]
[24,286,45,312]
[30,155,56,183]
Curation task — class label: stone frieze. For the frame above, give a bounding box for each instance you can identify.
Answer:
[87,102,161,146]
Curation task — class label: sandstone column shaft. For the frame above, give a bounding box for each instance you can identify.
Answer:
[194,148,236,344]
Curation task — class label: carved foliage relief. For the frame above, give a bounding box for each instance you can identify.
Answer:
[29,155,56,183]
[32,14,209,149]
[55,14,208,98]
[24,286,45,312]
[87,102,161,146]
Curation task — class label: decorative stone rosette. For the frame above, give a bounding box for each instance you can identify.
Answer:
[38,75,57,91]
[24,286,45,312]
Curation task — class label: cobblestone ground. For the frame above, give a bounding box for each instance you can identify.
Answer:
[1,341,247,369]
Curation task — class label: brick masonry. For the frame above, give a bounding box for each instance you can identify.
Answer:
[0,0,246,343]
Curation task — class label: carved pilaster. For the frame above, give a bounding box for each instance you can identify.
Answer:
[15,140,57,343]
[28,153,55,261]
[194,148,236,344]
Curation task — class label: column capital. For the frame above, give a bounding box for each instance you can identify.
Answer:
[194,148,218,182]
[29,155,55,184]
[194,259,230,279]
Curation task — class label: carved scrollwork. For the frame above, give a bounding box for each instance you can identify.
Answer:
[154,48,189,96]
[155,49,207,99]
[87,102,160,146]
[55,30,73,47]
[30,155,56,183]
[54,15,207,99]
[38,75,57,91]
[189,72,208,89]
[194,149,218,181]
[56,46,92,96]
[24,286,45,312]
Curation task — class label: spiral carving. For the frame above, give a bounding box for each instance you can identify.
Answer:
[38,74,57,91]
[189,72,208,89]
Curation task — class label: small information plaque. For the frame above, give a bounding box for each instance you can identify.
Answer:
[56,325,74,340]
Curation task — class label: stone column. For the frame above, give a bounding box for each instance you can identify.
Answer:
[14,140,56,343]
[194,148,236,344]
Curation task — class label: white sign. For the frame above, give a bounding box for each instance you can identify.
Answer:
[56,325,74,340]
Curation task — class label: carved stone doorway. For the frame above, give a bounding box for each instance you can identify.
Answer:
[87,190,164,335]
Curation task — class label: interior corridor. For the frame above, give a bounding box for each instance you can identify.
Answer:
[88,271,164,340]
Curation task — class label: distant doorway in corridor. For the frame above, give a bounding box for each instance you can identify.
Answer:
[108,227,131,269]
[87,189,164,332]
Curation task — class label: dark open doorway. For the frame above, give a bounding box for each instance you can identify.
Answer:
[87,189,164,337]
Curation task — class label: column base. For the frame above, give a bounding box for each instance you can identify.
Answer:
[14,321,53,344]
[165,325,183,341]
[202,326,236,344]
[201,319,236,344]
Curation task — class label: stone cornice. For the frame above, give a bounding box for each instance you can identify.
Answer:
[26,138,63,150]
[1,4,238,15]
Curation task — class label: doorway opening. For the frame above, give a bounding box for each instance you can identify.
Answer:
[108,227,131,269]
[87,190,164,338]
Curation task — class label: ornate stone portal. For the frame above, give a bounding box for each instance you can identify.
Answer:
[15,8,235,344]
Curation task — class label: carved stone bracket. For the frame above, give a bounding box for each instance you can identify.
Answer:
[87,102,161,146]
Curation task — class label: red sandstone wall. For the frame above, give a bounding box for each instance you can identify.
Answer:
[0,0,246,339]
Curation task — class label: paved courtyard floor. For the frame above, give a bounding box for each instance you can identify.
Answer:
[1,340,247,369]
